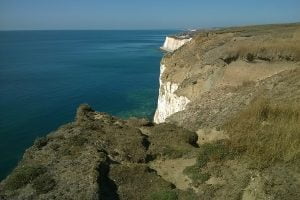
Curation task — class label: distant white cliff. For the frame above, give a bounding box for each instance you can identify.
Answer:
[154,35,192,123]
[153,64,190,124]
[160,36,192,52]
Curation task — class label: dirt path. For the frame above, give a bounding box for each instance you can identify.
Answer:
[196,128,229,145]
[149,158,196,191]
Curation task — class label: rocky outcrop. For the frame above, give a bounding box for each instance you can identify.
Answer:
[160,36,192,52]
[0,105,199,200]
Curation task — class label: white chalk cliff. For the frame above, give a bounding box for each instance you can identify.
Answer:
[153,64,190,124]
[154,36,192,123]
[154,36,193,123]
[160,36,192,52]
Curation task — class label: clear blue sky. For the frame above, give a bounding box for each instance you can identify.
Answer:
[0,0,299,30]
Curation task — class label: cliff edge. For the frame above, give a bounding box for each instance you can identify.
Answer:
[154,23,300,128]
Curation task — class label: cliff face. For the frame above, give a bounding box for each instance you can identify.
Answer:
[160,36,192,52]
[153,64,190,123]
[155,24,300,129]
[154,35,192,123]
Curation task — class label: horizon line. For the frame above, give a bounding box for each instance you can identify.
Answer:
[0,28,184,32]
[1,22,299,32]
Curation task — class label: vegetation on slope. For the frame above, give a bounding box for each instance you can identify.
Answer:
[2,165,47,191]
[223,97,300,167]
[220,32,300,64]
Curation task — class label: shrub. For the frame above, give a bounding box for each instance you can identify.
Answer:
[178,190,199,200]
[223,98,300,167]
[77,104,93,115]
[32,173,56,194]
[246,53,254,62]
[3,165,47,190]
[197,142,234,168]
[76,104,93,122]
[34,137,48,149]
[149,190,178,200]
[161,145,191,158]
[242,80,255,87]
[183,142,233,185]
[70,135,88,146]
[183,166,210,185]
[49,143,60,151]
[148,124,198,159]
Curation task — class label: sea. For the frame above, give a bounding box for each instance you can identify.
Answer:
[0,30,176,180]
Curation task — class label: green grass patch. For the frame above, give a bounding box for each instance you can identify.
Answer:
[183,142,234,185]
[69,135,88,146]
[161,145,191,158]
[183,166,210,185]
[32,173,56,194]
[3,165,47,190]
[149,190,178,200]
[197,142,234,167]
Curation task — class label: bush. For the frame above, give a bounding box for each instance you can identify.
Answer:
[242,80,255,87]
[32,173,56,194]
[161,145,191,158]
[246,53,254,62]
[177,190,199,200]
[183,166,210,185]
[70,135,88,146]
[197,142,234,168]
[3,165,47,190]
[183,142,233,185]
[223,98,300,167]
[149,190,178,200]
[76,104,93,120]
[49,143,60,151]
[148,124,198,159]
[34,137,48,149]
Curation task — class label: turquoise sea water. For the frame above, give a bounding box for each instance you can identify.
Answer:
[0,30,175,180]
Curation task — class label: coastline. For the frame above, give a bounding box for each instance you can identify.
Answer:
[1,23,300,199]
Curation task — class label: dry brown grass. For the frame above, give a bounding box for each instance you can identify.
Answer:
[213,25,300,63]
[225,38,300,63]
[223,98,300,167]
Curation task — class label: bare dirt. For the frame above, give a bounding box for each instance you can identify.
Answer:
[149,158,196,191]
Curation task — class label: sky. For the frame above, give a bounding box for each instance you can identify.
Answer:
[0,0,299,30]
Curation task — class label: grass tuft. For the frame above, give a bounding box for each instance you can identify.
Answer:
[223,98,300,167]
[225,38,300,63]
[183,166,210,185]
[34,137,48,149]
[69,135,88,146]
[32,173,56,194]
[3,165,47,190]
[196,142,234,167]
[183,142,233,185]
[149,190,178,200]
